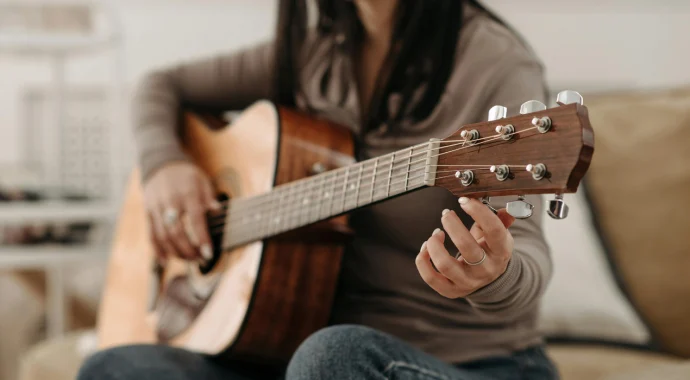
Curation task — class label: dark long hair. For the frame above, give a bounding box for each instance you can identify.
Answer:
[274,0,509,133]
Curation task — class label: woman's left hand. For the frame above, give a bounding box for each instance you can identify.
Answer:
[415,197,516,299]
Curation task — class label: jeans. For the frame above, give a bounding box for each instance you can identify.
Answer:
[78,325,559,380]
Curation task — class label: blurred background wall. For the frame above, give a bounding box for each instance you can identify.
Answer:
[2,0,690,166]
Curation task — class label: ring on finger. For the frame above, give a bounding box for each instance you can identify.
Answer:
[163,207,180,227]
[456,249,487,266]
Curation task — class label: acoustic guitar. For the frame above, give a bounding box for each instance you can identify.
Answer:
[97,90,593,366]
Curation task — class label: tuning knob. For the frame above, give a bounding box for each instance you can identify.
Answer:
[547,194,569,219]
[480,196,498,214]
[488,105,507,121]
[506,195,534,219]
[556,90,584,105]
[519,100,547,115]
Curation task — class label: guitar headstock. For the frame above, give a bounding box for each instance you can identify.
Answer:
[431,90,594,220]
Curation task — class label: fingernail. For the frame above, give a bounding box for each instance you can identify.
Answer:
[459,197,470,205]
[201,244,213,261]
[432,228,442,236]
[442,209,450,216]
[420,241,427,252]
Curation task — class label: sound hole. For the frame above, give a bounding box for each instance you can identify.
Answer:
[199,193,228,275]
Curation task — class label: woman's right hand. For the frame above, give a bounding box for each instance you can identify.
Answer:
[143,162,221,263]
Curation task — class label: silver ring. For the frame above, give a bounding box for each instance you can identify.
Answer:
[163,207,179,227]
[460,249,487,266]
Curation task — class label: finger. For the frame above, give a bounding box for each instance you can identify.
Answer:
[425,228,466,282]
[471,209,514,239]
[469,222,484,240]
[149,211,175,262]
[146,213,167,263]
[198,176,221,211]
[441,209,485,265]
[158,204,198,260]
[184,201,214,262]
[415,242,459,298]
[458,197,511,254]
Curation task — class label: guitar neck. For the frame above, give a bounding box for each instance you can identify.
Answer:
[222,140,440,249]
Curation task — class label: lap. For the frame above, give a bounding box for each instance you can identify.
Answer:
[77,344,278,380]
[78,325,558,380]
[287,324,558,380]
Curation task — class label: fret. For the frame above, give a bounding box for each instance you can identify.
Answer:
[263,193,272,237]
[272,187,284,234]
[404,148,412,191]
[340,167,350,214]
[370,158,378,203]
[314,173,326,223]
[223,142,443,251]
[326,170,337,218]
[354,164,363,207]
[386,153,394,197]
[300,179,312,227]
[288,182,301,231]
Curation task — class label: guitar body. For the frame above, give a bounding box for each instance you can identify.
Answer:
[98,91,594,367]
[98,101,354,365]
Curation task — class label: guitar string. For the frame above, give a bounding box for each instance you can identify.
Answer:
[216,161,527,240]
[214,125,540,218]
[208,125,538,212]
[206,126,540,232]
[211,129,540,241]
[208,164,514,230]
[208,171,465,238]
[207,142,538,241]
[169,125,541,244]
[208,167,493,236]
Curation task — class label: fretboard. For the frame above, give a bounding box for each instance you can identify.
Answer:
[222,140,439,249]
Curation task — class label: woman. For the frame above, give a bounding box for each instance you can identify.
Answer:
[79,0,557,379]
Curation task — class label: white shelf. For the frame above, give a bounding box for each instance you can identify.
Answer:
[0,243,109,269]
[0,33,119,54]
[0,200,116,223]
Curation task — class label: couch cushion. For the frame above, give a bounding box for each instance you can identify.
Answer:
[539,186,650,345]
[583,87,690,357]
[547,344,682,380]
[18,330,97,380]
[604,361,690,380]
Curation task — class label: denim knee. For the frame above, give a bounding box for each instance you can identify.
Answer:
[77,346,131,380]
[286,324,391,380]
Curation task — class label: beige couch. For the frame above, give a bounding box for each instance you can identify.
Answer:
[546,87,690,378]
[18,87,690,380]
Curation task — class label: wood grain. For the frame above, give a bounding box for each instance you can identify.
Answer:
[435,103,594,198]
[98,101,355,367]
[223,107,354,365]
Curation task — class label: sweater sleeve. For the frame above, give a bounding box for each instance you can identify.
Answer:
[132,40,275,181]
[464,60,553,319]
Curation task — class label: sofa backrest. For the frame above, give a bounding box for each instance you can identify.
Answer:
[584,87,690,357]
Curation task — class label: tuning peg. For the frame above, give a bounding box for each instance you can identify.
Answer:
[547,194,569,219]
[506,195,534,219]
[556,90,583,106]
[488,105,507,121]
[519,100,547,115]
[480,196,498,214]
